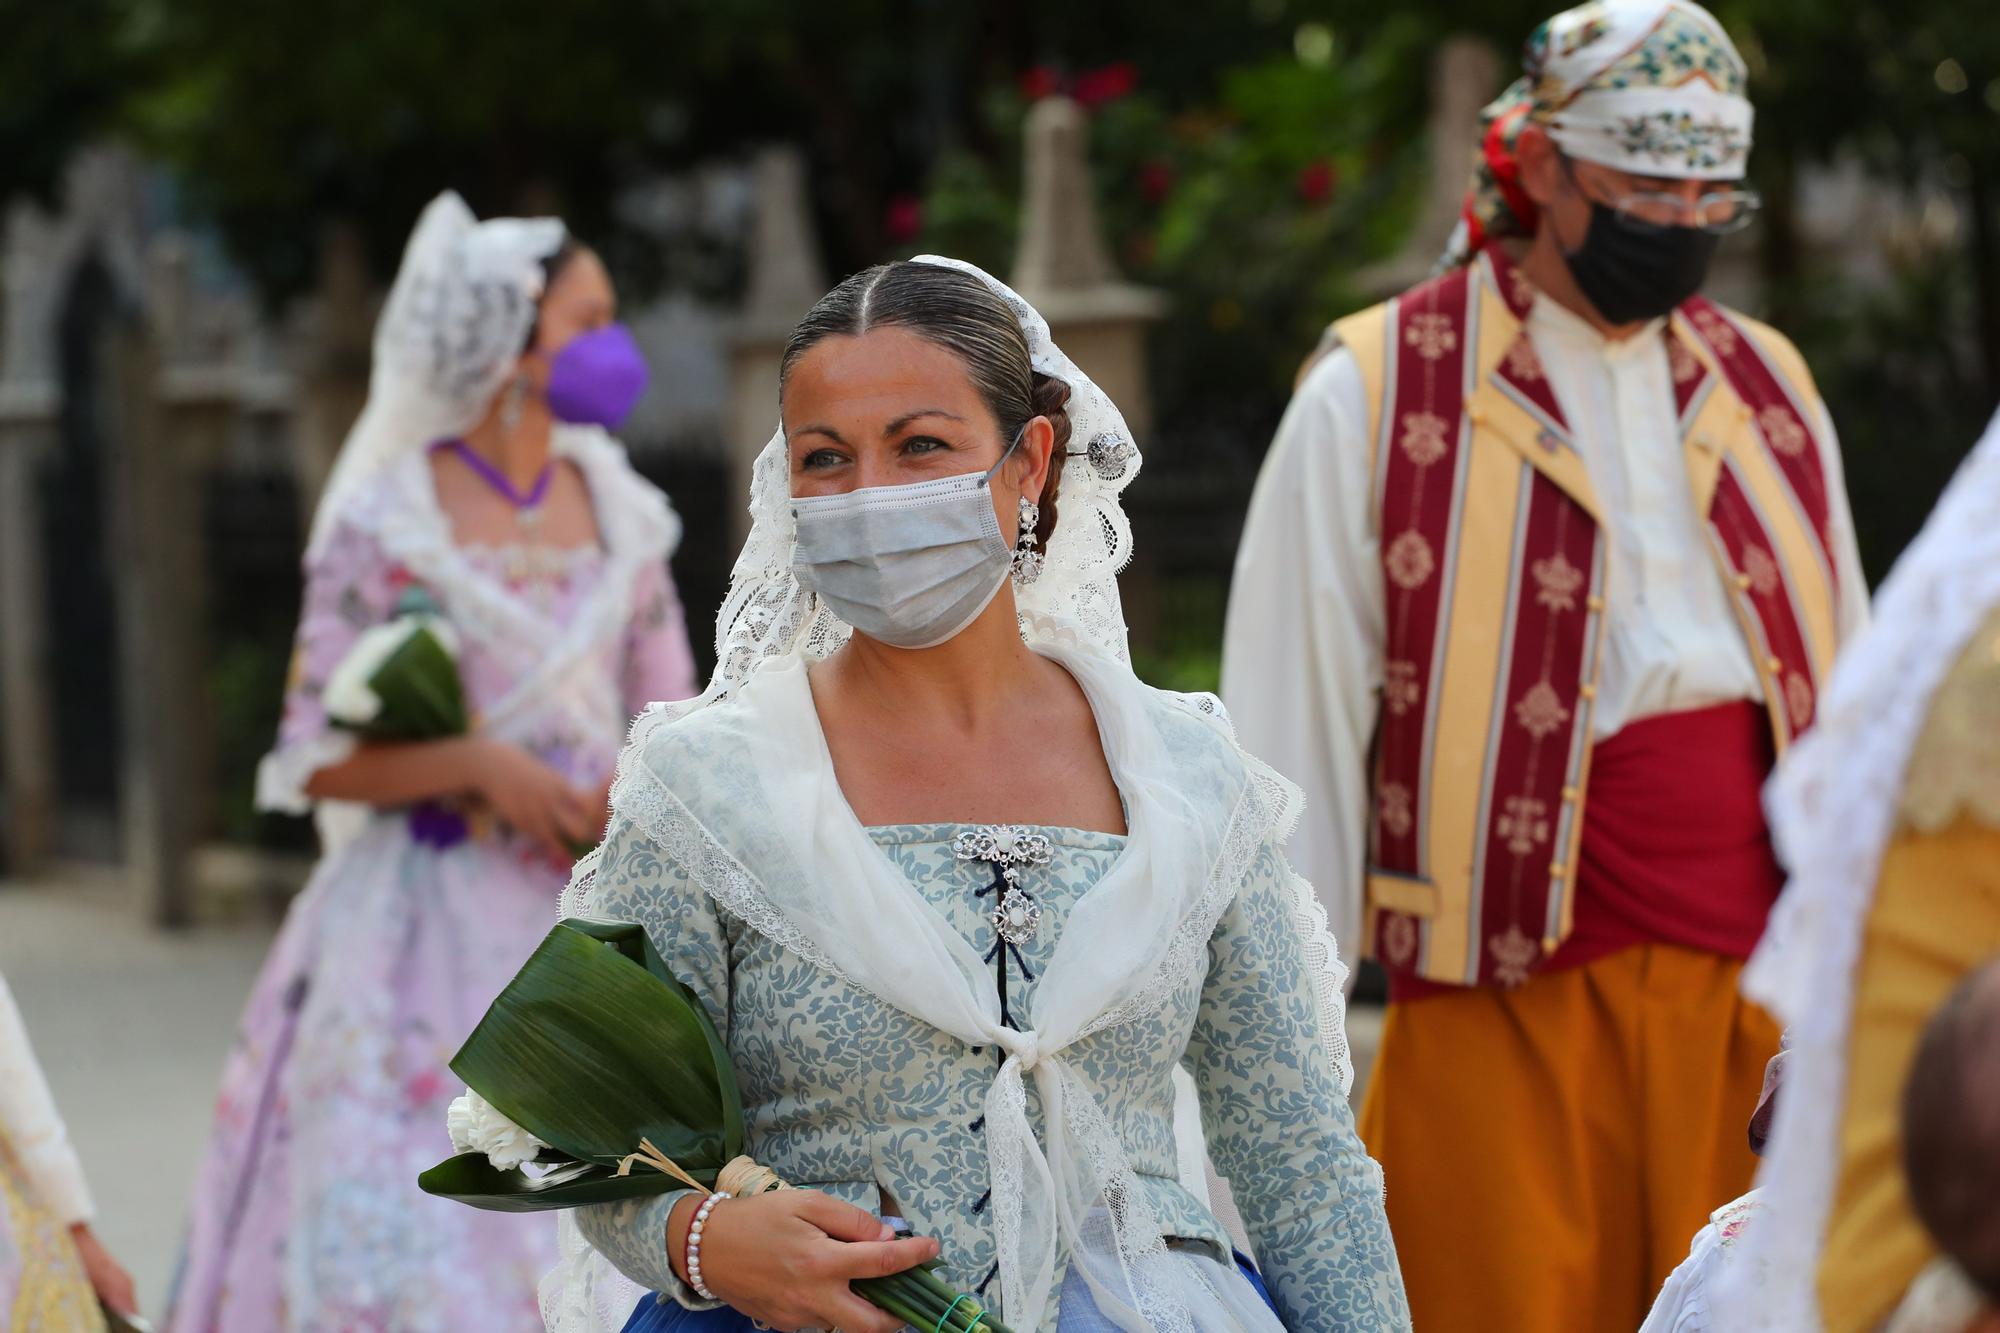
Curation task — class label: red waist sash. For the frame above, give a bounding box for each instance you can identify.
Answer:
[1392,700,1783,1001]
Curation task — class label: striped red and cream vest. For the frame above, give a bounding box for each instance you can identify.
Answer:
[1332,245,1844,990]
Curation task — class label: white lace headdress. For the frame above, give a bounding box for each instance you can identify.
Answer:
[1716,407,2000,1328]
[684,253,1145,708]
[546,257,1356,1333]
[307,190,565,557]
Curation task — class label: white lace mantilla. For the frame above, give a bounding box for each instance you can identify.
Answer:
[1716,407,2000,1329]
[308,192,566,559]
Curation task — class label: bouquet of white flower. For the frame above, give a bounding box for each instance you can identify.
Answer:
[421,920,1012,1333]
[323,587,467,741]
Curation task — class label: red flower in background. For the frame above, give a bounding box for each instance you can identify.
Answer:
[1296,159,1338,204]
[884,194,924,244]
[1019,65,1060,101]
[1074,62,1137,108]
[1139,159,1174,205]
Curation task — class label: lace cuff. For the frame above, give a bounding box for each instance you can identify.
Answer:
[572,1190,720,1311]
[254,730,359,815]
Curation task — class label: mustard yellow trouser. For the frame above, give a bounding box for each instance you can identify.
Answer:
[1358,944,1779,1333]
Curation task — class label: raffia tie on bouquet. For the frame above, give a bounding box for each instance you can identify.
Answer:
[616,1139,790,1197]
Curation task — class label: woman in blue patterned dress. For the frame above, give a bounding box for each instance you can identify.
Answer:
[552,258,1410,1332]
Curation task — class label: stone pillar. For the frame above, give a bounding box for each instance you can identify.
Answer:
[1010,97,1166,443]
[0,393,58,875]
[1356,36,1503,296]
[102,298,233,928]
[725,147,828,547]
[0,204,63,875]
[290,222,375,537]
[148,239,238,877]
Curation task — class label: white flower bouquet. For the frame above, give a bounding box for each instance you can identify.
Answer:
[420,919,1012,1332]
[323,586,468,741]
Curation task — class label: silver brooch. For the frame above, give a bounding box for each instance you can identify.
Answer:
[954,825,1053,946]
[991,888,1043,946]
[952,825,1053,869]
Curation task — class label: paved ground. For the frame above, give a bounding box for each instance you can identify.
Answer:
[0,871,1383,1325]
[0,872,275,1321]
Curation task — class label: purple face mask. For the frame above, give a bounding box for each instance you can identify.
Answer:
[544,323,649,429]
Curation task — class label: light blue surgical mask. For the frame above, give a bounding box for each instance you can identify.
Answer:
[790,429,1025,650]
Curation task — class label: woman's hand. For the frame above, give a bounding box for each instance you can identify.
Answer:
[69,1223,138,1317]
[669,1190,938,1333]
[468,740,596,856]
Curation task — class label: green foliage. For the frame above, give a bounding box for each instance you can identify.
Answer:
[1128,577,1229,695]
[14,0,2000,598]
[428,919,743,1210]
[923,22,1432,423]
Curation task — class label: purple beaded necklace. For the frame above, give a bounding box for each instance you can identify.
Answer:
[439,438,556,525]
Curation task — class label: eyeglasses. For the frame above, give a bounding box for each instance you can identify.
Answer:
[1560,155,1762,235]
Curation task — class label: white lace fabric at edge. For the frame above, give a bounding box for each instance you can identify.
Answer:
[1715,407,2000,1330]
[545,257,1358,1333]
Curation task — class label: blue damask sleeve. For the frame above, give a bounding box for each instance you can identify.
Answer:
[572,814,731,1309]
[1184,840,1412,1331]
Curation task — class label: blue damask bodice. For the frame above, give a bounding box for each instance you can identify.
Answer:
[575,819,1409,1332]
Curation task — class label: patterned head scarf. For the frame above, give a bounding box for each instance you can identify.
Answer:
[1442,0,1754,268]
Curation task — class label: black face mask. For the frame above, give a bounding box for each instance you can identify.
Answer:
[1561,201,1721,325]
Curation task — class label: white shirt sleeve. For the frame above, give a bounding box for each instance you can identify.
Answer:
[1812,398,1871,643]
[1642,1192,1764,1333]
[1639,1217,1721,1333]
[0,970,95,1225]
[1221,347,1385,969]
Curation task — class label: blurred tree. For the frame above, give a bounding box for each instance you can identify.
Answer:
[920,19,1433,450]
[8,0,1995,576]
[84,0,1373,302]
[0,0,151,203]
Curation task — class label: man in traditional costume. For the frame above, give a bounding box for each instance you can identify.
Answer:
[1222,2,1868,1326]
[1717,406,2000,1331]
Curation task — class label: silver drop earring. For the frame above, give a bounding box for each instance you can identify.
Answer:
[499,372,532,435]
[1012,496,1043,585]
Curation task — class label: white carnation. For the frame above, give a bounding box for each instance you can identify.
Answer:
[444,1089,546,1172]
[445,1092,481,1154]
[322,619,416,726]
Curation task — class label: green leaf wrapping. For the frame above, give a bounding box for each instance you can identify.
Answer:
[417,1151,694,1212]
[358,624,468,739]
[418,924,1016,1329]
[421,920,744,1211]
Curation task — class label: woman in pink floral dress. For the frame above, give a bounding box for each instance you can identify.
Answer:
[166,193,698,1333]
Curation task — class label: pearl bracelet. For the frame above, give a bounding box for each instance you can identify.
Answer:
[684,1190,731,1301]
